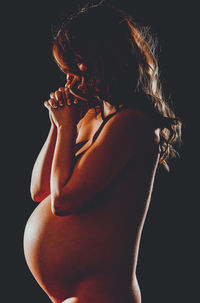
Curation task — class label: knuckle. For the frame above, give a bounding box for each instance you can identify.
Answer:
[44,101,49,108]
[55,90,61,100]
[49,99,55,107]
[50,92,55,99]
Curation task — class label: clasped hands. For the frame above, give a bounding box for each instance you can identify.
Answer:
[44,76,89,129]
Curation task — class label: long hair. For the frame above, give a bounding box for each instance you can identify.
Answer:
[52,1,182,171]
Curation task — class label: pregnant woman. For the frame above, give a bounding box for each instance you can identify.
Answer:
[23,2,182,303]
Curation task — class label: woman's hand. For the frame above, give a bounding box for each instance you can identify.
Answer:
[44,84,88,129]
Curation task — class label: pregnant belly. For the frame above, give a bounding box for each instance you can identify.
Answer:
[23,195,135,301]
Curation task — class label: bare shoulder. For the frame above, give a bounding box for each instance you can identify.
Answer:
[105,107,160,153]
[115,107,154,126]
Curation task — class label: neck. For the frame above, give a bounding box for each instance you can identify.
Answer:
[93,96,124,120]
[102,100,117,117]
[103,100,125,118]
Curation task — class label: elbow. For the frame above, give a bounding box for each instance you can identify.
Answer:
[30,189,41,203]
[51,194,72,216]
[30,186,49,203]
[31,192,45,203]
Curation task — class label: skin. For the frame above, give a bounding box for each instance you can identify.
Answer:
[24,64,160,303]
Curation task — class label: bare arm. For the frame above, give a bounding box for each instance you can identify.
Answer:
[30,123,57,202]
[50,124,77,213]
[49,109,156,216]
[31,78,86,203]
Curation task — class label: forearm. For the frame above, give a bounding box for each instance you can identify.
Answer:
[50,125,77,211]
[30,124,57,201]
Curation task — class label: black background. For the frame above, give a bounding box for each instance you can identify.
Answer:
[2,0,197,302]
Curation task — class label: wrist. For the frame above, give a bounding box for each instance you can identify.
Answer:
[50,122,57,130]
[57,125,77,138]
[50,123,57,134]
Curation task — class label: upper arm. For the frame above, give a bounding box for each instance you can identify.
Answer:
[53,109,155,216]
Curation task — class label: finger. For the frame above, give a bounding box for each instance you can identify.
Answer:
[67,76,78,90]
[59,87,67,105]
[73,98,79,105]
[50,92,56,99]
[65,87,72,106]
[67,74,74,82]
[58,87,65,93]
[48,98,58,109]
[65,75,74,88]
[50,91,60,107]
[44,100,51,109]
[70,77,77,88]
[55,90,64,107]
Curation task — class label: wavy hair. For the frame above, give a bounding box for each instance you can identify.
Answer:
[52,1,182,171]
